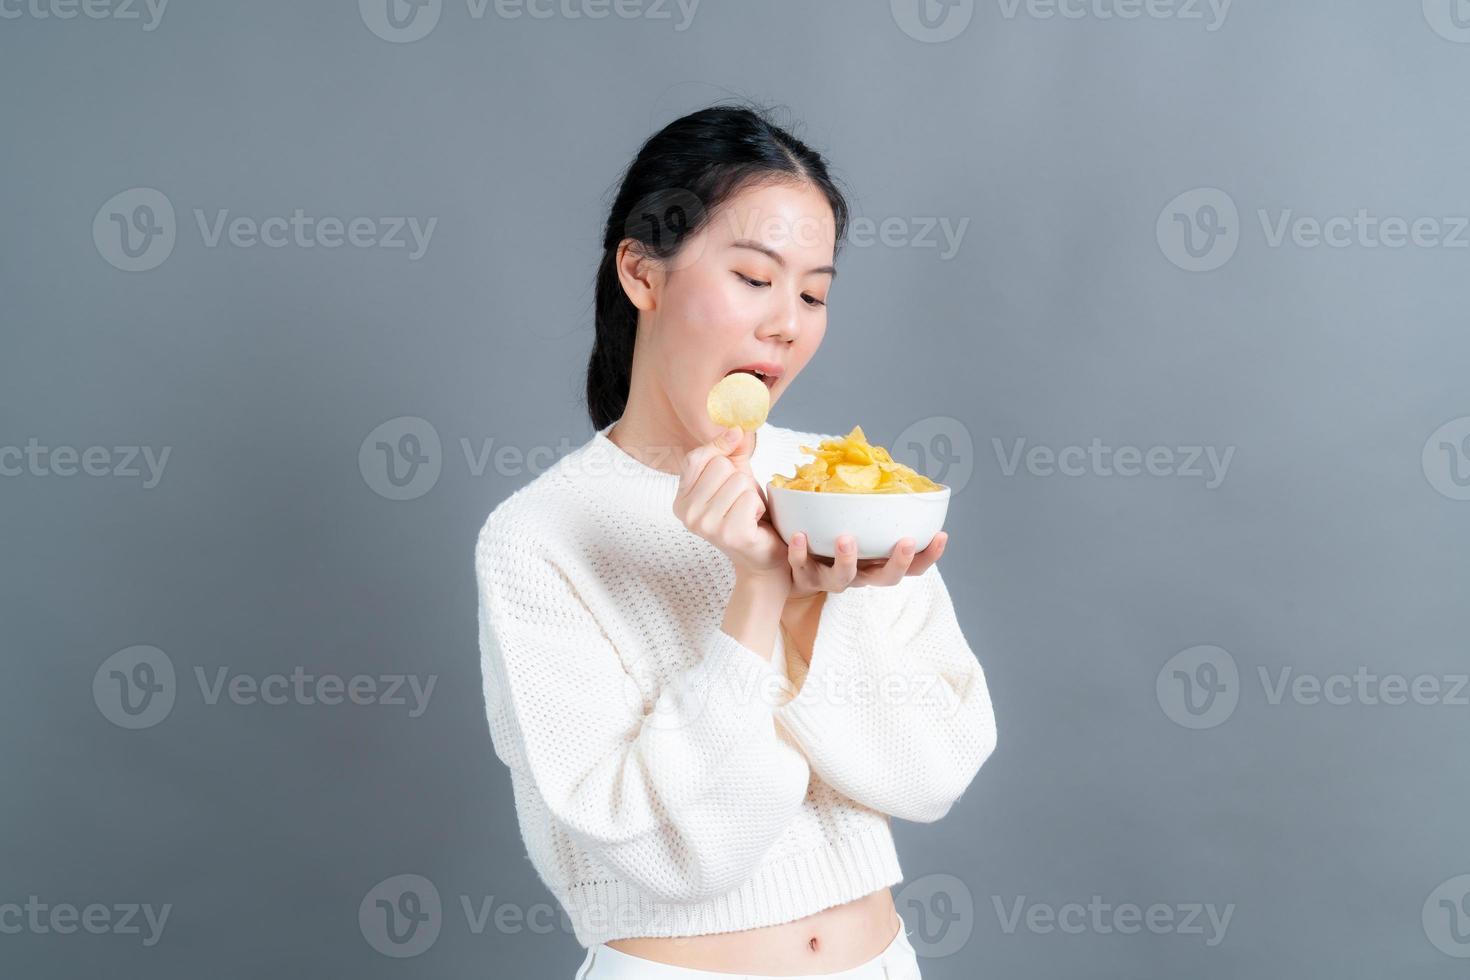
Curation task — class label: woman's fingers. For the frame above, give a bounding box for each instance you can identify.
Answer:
[790,532,848,593]
[788,531,949,593]
[697,472,761,537]
[830,534,860,585]
[852,532,947,587]
[902,531,947,576]
[851,537,916,587]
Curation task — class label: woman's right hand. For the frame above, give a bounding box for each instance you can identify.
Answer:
[675,426,790,585]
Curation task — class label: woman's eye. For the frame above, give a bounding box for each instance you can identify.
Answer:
[803,294,826,308]
[735,272,770,288]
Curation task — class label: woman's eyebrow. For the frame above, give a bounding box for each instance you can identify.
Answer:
[729,239,837,279]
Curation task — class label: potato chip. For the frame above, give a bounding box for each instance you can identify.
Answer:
[706,372,770,433]
[770,425,944,494]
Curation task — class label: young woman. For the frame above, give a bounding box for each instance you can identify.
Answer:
[475,103,997,979]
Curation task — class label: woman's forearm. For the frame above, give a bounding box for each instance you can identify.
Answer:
[779,592,826,676]
[722,574,791,661]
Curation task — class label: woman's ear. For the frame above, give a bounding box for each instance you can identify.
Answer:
[615,239,659,312]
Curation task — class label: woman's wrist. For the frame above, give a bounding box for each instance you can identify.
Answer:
[734,568,791,601]
[725,572,791,660]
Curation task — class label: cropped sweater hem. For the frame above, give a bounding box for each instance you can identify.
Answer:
[560,819,903,946]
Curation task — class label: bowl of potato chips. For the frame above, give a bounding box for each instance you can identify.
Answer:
[766,425,949,560]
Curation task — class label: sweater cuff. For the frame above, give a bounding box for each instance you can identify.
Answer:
[705,626,798,711]
[772,586,870,752]
[654,626,800,812]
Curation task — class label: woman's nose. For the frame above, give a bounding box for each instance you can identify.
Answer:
[760,292,801,343]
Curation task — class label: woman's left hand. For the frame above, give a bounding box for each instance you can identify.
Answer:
[785,531,948,601]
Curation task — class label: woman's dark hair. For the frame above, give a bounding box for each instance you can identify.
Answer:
[585,102,851,430]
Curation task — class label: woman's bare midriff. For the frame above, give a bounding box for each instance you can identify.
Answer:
[605,887,899,975]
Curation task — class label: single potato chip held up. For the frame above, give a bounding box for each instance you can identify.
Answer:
[770,424,944,493]
[706,372,770,433]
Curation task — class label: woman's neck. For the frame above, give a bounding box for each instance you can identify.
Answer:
[608,389,757,476]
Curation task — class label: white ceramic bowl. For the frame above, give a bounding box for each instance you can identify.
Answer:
[765,483,951,559]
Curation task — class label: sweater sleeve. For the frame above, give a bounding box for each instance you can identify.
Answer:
[475,523,812,906]
[772,563,997,823]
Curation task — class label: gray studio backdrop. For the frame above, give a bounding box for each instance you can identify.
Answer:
[3,1,1468,977]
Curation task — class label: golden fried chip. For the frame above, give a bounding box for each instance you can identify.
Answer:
[706,372,770,432]
[771,424,943,493]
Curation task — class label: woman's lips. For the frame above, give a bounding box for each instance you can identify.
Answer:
[724,364,782,389]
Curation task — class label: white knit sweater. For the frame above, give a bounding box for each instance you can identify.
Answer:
[474,418,997,948]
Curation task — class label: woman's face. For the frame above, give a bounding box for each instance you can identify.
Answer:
[618,179,836,445]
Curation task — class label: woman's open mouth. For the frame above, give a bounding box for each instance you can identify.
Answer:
[724,363,782,390]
